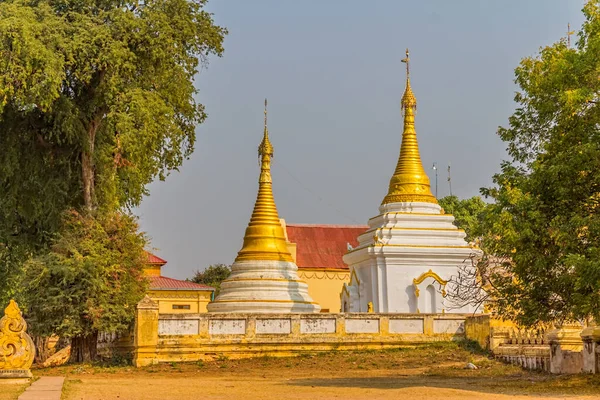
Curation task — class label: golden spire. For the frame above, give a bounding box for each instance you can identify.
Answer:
[381,49,437,205]
[235,99,294,262]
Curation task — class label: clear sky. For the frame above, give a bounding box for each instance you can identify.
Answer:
[136,0,586,279]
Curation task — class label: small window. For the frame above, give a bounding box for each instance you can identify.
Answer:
[172,304,191,310]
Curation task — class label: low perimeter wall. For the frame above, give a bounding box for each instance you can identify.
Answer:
[133,299,472,367]
[465,316,589,374]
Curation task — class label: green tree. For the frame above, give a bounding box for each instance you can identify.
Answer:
[0,0,225,242]
[191,264,231,297]
[438,195,488,242]
[24,211,148,362]
[480,0,600,326]
[0,0,226,360]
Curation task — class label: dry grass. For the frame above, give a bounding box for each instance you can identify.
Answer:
[36,341,600,400]
[0,383,28,400]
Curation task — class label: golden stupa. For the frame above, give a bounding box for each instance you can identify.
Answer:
[235,99,294,262]
[208,100,319,313]
[382,49,437,205]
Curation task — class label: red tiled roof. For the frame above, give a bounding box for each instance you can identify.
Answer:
[285,224,368,270]
[149,276,214,291]
[145,252,167,266]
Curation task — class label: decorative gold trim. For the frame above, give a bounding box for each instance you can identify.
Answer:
[412,269,448,300]
[298,267,351,272]
[148,292,211,300]
[340,284,350,299]
[349,269,361,286]
[298,270,349,281]
[363,227,465,234]
[346,243,472,255]
[413,269,448,286]
[368,212,455,221]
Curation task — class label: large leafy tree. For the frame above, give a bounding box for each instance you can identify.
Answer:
[0,0,226,360]
[0,0,226,237]
[480,0,600,326]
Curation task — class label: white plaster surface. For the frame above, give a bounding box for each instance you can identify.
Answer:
[300,318,336,334]
[256,319,291,334]
[389,319,424,334]
[208,260,320,313]
[342,201,482,314]
[345,319,380,334]
[433,319,465,334]
[209,319,246,335]
[158,319,199,336]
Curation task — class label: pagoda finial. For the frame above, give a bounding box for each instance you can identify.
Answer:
[381,49,437,205]
[400,48,417,110]
[235,100,293,262]
[259,98,273,159]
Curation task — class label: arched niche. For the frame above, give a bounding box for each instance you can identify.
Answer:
[413,269,448,314]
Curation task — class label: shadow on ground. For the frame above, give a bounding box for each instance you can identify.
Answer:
[286,374,600,398]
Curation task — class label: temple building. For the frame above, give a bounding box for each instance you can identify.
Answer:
[207,100,320,313]
[282,221,367,312]
[341,50,481,314]
[144,253,214,314]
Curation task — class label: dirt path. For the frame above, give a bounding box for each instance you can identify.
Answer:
[38,343,600,400]
[60,374,600,400]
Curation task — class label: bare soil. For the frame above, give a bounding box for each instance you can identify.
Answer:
[36,342,600,400]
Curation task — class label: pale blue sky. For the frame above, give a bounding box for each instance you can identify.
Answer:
[136,0,586,279]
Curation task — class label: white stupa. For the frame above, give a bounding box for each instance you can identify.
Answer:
[207,100,320,313]
[341,50,481,314]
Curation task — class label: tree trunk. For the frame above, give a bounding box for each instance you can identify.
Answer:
[82,110,104,211]
[33,336,52,364]
[69,332,98,363]
[82,149,95,211]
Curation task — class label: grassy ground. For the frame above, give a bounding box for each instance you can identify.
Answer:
[36,341,600,400]
[0,384,28,400]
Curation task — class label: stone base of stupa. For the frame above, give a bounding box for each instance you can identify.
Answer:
[207,260,320,313]
[342,201,482,314]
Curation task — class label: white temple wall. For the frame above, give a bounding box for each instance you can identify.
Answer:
[350,261,477,313]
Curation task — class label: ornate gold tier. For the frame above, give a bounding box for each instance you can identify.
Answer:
[235,99,294,262]
[382,49,437,205]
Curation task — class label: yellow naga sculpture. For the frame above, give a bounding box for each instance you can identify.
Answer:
[0,300,35,378]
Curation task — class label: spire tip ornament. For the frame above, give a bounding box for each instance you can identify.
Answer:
[258,98,273,159]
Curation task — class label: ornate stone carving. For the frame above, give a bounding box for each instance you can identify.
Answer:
[136,295,159,310]
[0,300,35,378]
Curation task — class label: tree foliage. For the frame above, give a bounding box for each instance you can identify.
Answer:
[438,195,488,242]
[480,0,600,326]
[191,264,231,297]
[24,210,148,362]
[0,0,226,242]
[0,0,226,360]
